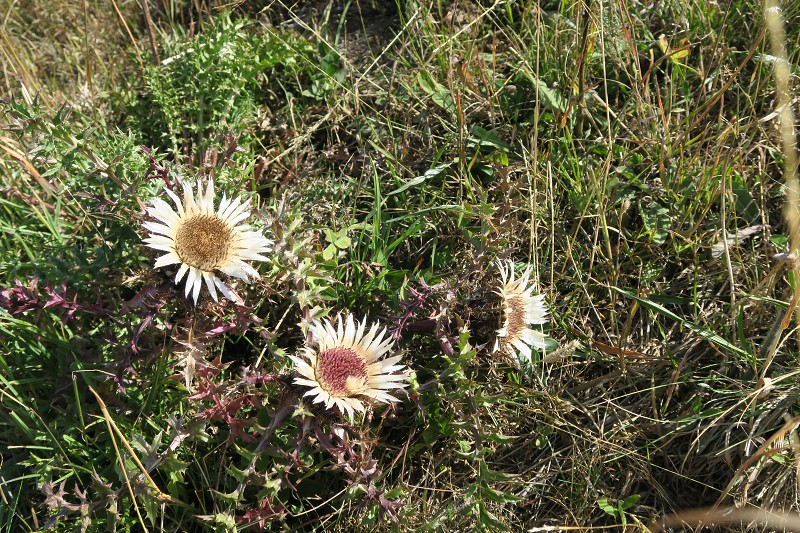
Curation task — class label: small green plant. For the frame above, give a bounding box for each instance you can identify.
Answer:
[597,494,641,528]
[119,14,318,161]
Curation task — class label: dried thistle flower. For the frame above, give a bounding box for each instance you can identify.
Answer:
[143,179,271,304]
[494,259,551,364]
[174,328,208,390]
[290,314,409,419]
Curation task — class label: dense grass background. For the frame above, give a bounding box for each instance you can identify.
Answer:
[1,0,799,531]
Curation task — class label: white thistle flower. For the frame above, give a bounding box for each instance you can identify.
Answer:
[290,314,409,419]
[495,260,550,363]
[142,178,271,304]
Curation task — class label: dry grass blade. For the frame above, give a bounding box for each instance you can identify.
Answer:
[764,0,800,344]
[650,506,800,532]
[0,136,54,197]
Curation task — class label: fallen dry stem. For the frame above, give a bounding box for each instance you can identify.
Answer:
[650,505,800,532]
[764,0,800,343]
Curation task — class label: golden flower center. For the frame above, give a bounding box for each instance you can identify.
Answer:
[175,215,233,270]
[504,294,525,338]
[316,347,368,397]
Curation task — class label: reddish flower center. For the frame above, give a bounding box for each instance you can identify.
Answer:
[316,347,368,397]
[505,294,525,338]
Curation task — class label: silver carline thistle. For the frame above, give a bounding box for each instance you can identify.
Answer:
[142,178,272,304]
[290,314,409,419]
[495,259,550,363]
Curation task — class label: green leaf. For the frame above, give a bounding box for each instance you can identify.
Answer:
[468,126,512,153]
[646,295,692,305]
[225,464,249,483]
[9,100,33,118]
[542,336,559,351]
[537,80,567,112]
[731,175,760,223]
[210,488,243,503]
[597,497,617,517]
[640,200,671,245]
[388,163,451,199]
[417,70,455,113]
[770,233,788,248]
[213,512,236,528]
[620,494,640,510]
[519,71,567,112]
[322,243,337,261]
[417,70,436,94]
[143,496,159,525]
[333,235,351,249]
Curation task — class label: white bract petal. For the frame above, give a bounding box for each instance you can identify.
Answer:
[495,259,555,363]
[291,314,409,419]
[141,178,272,304]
